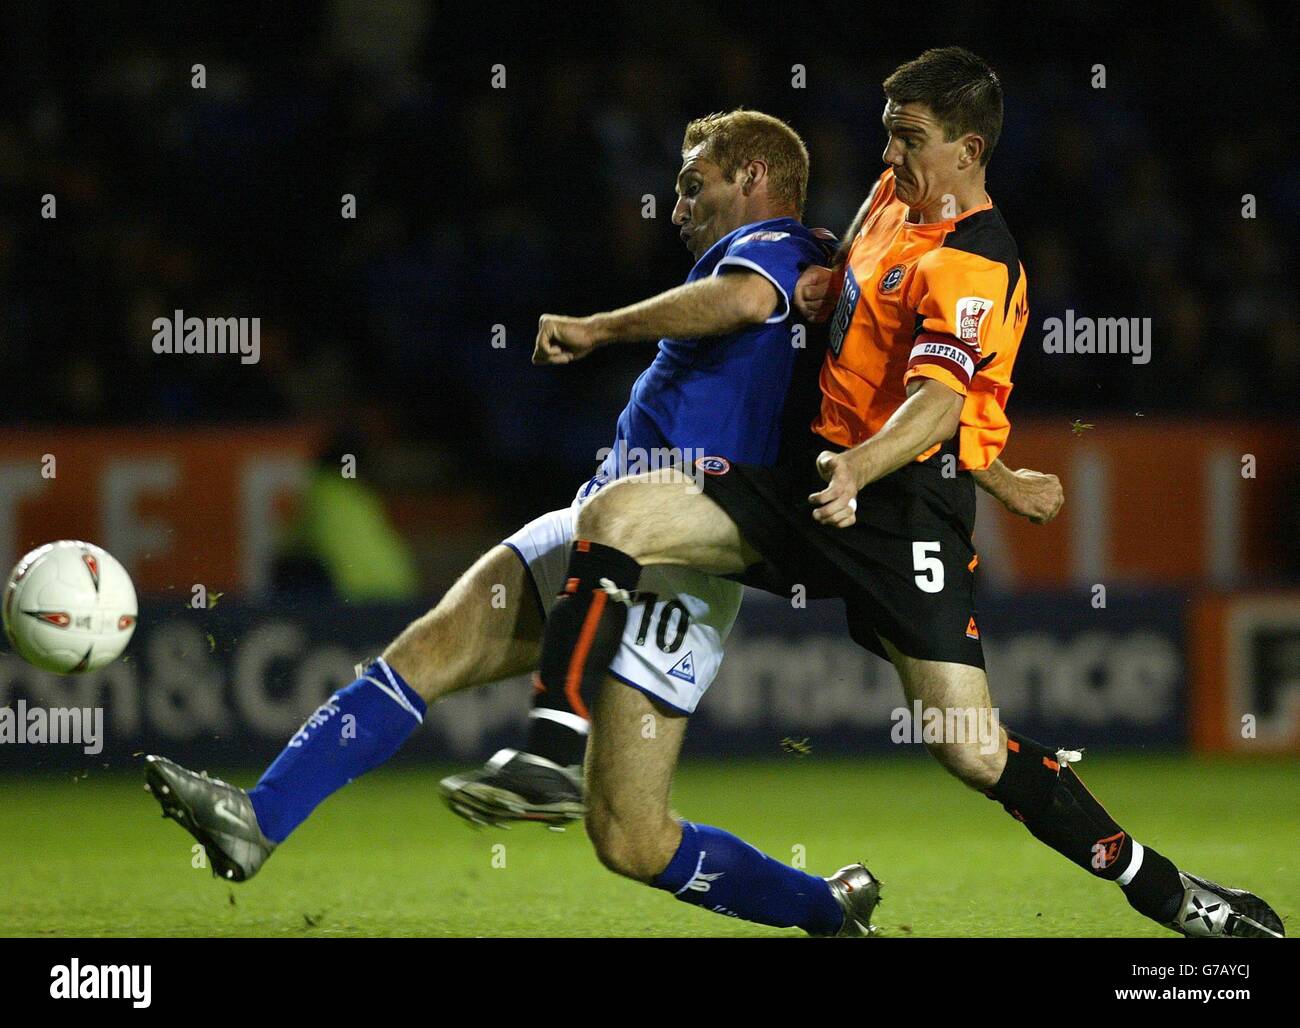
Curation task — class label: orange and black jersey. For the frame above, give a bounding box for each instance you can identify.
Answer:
[814,168,1029,471]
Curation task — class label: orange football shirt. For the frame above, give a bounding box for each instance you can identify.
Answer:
[813,168,1029,470]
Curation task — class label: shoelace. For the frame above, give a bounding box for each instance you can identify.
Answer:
[598,577,634,606]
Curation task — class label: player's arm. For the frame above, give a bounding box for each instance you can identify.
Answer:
[829,181,881,269]
[972,460,1064,524]
[532,273,777,365]
[809,377,963,526]
[793,180,881,323]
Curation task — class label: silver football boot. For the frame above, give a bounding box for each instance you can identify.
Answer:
[144,754,276,882]
[1166,871,1284,938]
[820,863,883,937]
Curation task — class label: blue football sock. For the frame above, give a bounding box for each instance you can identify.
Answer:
[248,658,426,843]
[651,820,843,934]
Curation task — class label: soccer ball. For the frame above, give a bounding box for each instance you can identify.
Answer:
[3,541,138,674]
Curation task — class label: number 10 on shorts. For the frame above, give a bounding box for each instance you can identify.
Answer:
[631,592,690,653]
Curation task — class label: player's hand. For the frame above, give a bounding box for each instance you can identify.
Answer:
[808,450,860,528]
[794,265,840,324]
[533,314,602,365]
[1000,469,1064,524]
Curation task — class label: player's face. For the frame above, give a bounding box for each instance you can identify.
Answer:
[880,101,972,215]
[672,146,745,259]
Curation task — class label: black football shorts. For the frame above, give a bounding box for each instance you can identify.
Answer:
[699,435,985,668]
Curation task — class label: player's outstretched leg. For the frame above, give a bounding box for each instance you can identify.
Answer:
[530,471,753,736]
[437,510,598,828]
[884,642,1284,938]
[443,475,750,828]
[146,543,542,878]
[584,677,881,936]
[986,728,1282,937]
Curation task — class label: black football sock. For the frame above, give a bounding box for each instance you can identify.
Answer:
[529,540,642,765]
[524,694,588,768]
[986,729,1184,923]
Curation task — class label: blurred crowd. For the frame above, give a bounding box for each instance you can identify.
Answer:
[1,1,1296,507]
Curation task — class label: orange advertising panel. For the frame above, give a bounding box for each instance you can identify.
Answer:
[0,427,323,595]
[975,418,1292,588]
[0,419,1293,594]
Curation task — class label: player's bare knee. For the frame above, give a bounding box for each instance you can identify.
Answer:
[585,809,639,879]
[574,484,643,556]
[572,492,613,544]
[927,739,1002,790]
[585,804,675,882]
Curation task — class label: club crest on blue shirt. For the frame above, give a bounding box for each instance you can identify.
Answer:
[694,456,731,475]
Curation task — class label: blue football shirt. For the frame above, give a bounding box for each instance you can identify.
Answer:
[592,217,831,488]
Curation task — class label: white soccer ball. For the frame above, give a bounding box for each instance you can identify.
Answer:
[3,541,138,674]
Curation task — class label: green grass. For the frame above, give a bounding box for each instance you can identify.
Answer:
[1,755,1295,937]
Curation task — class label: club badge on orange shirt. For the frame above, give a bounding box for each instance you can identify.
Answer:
[878,263,906,293]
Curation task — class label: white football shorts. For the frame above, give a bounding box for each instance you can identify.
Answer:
[501,484,743,715]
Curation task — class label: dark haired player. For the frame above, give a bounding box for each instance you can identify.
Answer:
[526,48,1283,937]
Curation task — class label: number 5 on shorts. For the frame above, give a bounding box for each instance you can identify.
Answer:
[912,541,944,593]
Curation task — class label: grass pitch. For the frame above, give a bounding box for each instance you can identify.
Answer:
[1,755,1295,937]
